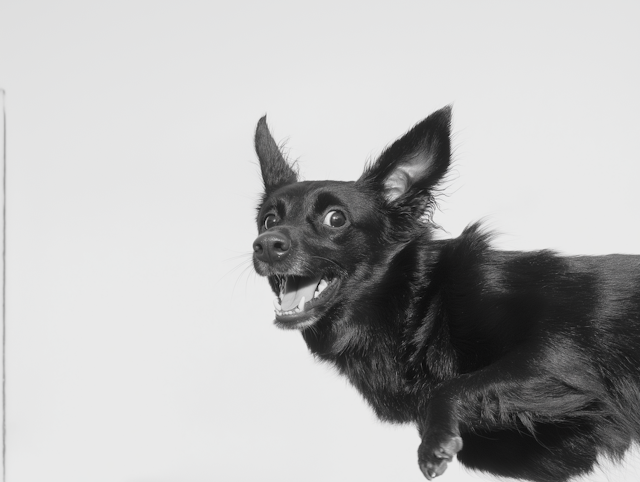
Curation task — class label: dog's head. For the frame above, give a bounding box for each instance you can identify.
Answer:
[253,107,452,330]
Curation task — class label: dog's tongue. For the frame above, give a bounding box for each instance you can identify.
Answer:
[281,275,322,311]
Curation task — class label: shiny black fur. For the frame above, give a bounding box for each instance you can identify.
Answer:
[252,106,640,481]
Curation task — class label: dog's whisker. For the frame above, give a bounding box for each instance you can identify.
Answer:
[218,254,254,282]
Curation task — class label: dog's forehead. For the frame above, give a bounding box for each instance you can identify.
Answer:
[264,180,370,211]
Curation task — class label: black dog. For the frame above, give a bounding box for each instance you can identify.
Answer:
[251,106,640,481]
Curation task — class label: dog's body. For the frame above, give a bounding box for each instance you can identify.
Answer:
[252,106,640,481]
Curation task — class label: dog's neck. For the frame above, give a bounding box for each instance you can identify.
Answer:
[299,243,434,423]
[303,313,416,423]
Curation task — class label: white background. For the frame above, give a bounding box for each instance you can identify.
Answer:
[1,1,640,481]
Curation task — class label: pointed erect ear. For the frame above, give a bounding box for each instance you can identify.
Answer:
[358,106,452,205]
[255,116,297,194]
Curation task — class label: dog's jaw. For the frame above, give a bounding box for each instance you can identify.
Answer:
[270,274,341,330]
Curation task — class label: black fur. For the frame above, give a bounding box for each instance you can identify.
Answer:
[251,106,640,481]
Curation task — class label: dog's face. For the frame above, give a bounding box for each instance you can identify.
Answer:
[253,107,452,331]
[254,179,386,329]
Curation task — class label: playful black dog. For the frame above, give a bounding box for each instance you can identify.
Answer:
[251,106,640,481]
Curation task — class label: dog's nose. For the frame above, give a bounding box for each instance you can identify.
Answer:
[253,231,291,264]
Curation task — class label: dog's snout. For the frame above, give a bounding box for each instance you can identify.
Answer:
[253,231,291,264]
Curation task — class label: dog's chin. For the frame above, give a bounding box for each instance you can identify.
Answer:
[274,311,323,330]
[270,275,341,331]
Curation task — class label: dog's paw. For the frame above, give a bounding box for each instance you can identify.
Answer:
[418,434,463,480]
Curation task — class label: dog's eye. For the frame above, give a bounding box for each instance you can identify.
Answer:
[264,214,278,230]
[322,210,346,228]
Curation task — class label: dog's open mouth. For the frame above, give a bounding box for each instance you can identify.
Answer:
[271,274,339,328]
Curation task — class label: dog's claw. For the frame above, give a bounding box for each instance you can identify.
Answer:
[418,435,463,479]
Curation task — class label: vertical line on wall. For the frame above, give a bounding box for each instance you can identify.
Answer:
[1,88,6,482]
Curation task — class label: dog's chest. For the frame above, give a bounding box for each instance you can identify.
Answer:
[338,352,416,423]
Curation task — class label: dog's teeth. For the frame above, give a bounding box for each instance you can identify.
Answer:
[317,279,328,294]
[314,279,329,299]
[297,296,306,313]
[273,298,282,311]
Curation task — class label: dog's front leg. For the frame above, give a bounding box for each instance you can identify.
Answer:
[415,350,598,479]
[416,390,464,480]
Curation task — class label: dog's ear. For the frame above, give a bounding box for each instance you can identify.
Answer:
[358,106,451,209]
[255,116,297,194]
